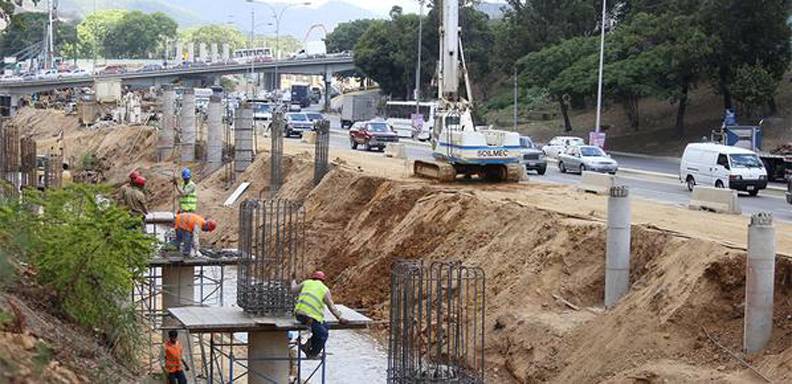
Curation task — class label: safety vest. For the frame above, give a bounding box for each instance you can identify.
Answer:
[164,340,183,373]
[174,213,206,232]
[179,181,197,212]
[294,279,329,322]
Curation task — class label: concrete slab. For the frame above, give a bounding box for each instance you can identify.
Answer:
[166,305,371,333]
[149,252,239,267]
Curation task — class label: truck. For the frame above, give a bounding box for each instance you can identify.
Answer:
[290,84,311,108]
[711,123,792,182]
[340,91,379,129]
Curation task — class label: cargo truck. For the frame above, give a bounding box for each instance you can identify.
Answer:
[340,91,379,129]
[711,123,792,182]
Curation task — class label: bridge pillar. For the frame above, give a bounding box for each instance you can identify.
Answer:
[176,42,183,63]
[180,88,196,162]
[323,69,332,112]
[186,42,195,62]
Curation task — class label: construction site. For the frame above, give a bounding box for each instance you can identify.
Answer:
[0,86,791,383]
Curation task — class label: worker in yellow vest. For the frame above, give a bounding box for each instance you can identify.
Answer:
[291,271,348,358]
[163,330,189,384]
[173,168,197,213]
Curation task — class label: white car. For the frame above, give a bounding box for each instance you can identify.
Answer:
[64,69,90,78]
[558,145,618,174]
[36,69,60,80]
[0,74,22,82]
[542,136,585,159]
[680,143,768,196]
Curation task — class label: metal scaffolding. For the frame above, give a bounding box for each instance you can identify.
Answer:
[314,119,330,186]
[237,199,305,316]
[270,112,284,196]
[43,152,62,189]
[387,261,486,384]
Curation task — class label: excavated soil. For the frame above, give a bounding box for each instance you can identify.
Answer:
[16,109,792,383]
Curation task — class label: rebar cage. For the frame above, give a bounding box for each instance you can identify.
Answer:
[388,261,486,384]
[313,119,330,185]
[271,112,284,195]
[237,199,305,316]
[19,137,36,188]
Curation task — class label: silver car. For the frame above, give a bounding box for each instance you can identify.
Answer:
[558,145,618,174]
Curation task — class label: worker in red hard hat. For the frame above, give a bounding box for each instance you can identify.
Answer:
[172,212,217,257]
[119,174,148,218]
[291,270,348,359]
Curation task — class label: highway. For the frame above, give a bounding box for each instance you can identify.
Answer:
[296,107,792,222]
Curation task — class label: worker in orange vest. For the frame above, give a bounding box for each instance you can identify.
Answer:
[164,330,189,384]
[173,212,217,257]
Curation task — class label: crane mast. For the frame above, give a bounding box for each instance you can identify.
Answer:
[439,0,460,101]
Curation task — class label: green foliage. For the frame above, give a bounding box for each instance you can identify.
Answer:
[104,11,177,58]
[0,12,80,59]
[77,9,128,58]
[325,19,376,53]
[0,184,155,364]
[179,24,246,51]
[731,64,779,116]
[32,341,53,375]
[78,151,98,171]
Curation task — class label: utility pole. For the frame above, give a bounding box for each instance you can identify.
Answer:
[513,66,518,131]
[250,8,255,97]
[594,0,607,134]
[414,0,425,114]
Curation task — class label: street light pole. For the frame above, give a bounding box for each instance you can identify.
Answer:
[250,8,255,97]
[414,0,425,114]
[594,0,607,134]
[513,66,518,131]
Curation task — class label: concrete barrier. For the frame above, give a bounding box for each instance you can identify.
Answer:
[577,171,616,194]
[301,131,317,144]
[688,186,741,214]
[384,143,407,159]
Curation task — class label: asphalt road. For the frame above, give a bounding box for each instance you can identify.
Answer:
[300,106,792,222]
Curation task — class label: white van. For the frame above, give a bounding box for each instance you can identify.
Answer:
[680,143,768,196]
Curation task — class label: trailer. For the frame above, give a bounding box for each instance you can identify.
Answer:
[340,91,379,128]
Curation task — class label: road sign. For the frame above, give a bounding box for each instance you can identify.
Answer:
[589,131,606,148]
[411,113,424,130]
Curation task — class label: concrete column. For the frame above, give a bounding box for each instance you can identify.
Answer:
[207,95,222,171]
[162,265,196,308]
[210,43,219,62]
[180,88,196,162]
[176,42,183,62]
[235,102,254,175]
[323,70,332,112]
[744,212,776,354]
[186,42,195,62]
[199,43,208,62]
[222,43,230,61]
[248,331,290,384]
[157,85,176,161]
[605,185,631,308]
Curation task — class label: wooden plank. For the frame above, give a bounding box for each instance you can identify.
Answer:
[168,305,373,333]
[223,182,250,207]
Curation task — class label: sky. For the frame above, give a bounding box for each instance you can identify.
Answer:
[306,0,508,16]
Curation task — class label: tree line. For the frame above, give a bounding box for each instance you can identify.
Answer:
[328,0,791,135]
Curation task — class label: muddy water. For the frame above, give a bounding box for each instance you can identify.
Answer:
[202,266,388,383]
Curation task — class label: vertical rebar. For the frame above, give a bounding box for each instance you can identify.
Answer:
[388,260,485,383]
[237,199,304,316]
[270,112,284,195]
[313,119,330,186]
[19,137,36,188]
[2,120,20,190]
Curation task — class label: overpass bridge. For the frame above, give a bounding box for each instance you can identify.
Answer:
[0,55,355,97]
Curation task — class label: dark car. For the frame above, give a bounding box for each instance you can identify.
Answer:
[137,64,163,72]
[519,136,547,175]
[284,112,313,137]
[349,120,399,152]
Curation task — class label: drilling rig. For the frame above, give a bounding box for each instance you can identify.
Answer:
[413,0,523,182]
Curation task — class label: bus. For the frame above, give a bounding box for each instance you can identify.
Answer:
[232,48,273,64]
[385,101,437,141]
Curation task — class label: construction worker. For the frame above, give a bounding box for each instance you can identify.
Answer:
[119,174,148,219]
[172,212,216,257]
[61,162,72,186]
[173,168,197,213]
[291,271,349,359]
[163,330,189,384]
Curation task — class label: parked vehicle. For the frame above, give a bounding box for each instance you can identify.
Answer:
[519,136,547,175]
[385,100,437,141]
[542,136,585,159]
[291,84,311,108]
[558,145,618,174]
[680,143,767,196]
[349,120,399,152]
[284,112,313,137]
[341,91,378,128]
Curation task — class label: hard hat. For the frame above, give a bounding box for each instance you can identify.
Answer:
[311,271,326,281]
[129,169,141,180]
[132,175,146,187]
[181,167,191,180]
[204,219,217,232]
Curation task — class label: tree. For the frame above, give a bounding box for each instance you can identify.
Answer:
[517,36,598,131]
[0,12,79,60]
[325,19,376,53]
[700,0,791,110]
[731,64,780,117]
[76,9,128,59]
[180,24,247,51]
[104,11,177,59]
[354,20,404,96]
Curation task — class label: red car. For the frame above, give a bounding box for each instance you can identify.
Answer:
[349,120,399,152]
[99,65,127,75]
